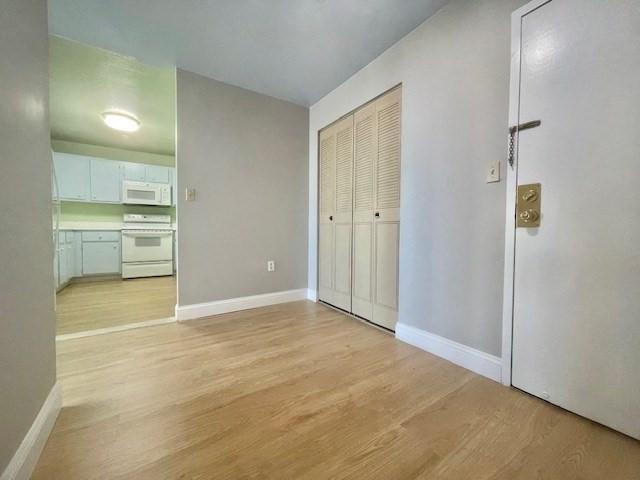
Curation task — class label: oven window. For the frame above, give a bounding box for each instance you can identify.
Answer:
[135,237,162,247]
[128,189,156,200]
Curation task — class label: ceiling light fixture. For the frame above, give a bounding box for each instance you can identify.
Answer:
[101,111,140,132]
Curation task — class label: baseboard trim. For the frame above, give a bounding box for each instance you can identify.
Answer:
[176,288,309,321]
[56,316,176,341]
[306,289,317,302]
[1,382,61,480]
[395,323,502,383]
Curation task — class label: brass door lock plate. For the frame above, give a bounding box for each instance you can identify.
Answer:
[517,183,541,228]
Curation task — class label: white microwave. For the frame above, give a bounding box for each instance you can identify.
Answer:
[122,180,171,206]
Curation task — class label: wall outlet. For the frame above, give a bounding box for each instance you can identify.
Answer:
[185,188,196,201]
[267,260,275,272]
[486,161,500,183]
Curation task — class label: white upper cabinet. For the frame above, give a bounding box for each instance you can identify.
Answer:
[145,165,170,184]
[53,153,90,201]
[122,162,146,181]
[53,151,176,205]
[90,158,121,203]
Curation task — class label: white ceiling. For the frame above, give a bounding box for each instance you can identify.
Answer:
[48,0,448,106]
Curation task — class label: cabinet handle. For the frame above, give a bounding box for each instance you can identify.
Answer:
[375,212,380,218]
[329,215,333,221]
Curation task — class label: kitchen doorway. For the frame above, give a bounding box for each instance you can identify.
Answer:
[50,36,178,338]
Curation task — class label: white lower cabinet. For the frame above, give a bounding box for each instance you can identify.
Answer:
[56,231,76,289]
[55,230,122,289]
[82,232,121,275]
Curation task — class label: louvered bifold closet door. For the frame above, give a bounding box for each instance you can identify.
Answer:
[352,102,377,320]
[318,125,336,305]
[372,87,401,330]
[331,115,354,311]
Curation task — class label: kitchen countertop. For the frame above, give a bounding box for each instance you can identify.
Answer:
[58,222,177,231]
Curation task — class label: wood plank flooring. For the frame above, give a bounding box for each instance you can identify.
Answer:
[56,276,176,335]
[35,301,640,479]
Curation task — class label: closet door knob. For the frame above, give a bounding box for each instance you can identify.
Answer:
[374,212,380,218]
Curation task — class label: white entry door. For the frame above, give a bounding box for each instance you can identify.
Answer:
[510,0,640,439]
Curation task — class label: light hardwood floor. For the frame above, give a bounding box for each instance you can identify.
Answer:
[35,301,639,479]
[56,276,176,335]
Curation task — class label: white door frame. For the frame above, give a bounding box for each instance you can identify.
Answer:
[500,0,553,386]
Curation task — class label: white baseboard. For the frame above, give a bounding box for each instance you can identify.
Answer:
[176,288,309,321]
[395,323,502,383]
[306,289,317,302]
[1,382,61,480]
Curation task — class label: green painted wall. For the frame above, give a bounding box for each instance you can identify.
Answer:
[60,202,175,223]
[52,139,175,167]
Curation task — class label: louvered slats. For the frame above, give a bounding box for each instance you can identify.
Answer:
[335,126,353,213]
[318,87,401,329]
[319,136,335,214]
[376,101,401,209]
[354,115,374,211]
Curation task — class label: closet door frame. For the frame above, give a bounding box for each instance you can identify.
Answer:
[316,84,402,327]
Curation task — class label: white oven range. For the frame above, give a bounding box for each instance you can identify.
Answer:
[121,214,173,279]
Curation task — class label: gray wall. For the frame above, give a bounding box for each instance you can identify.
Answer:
[309,0,528,356]
[176,70,309,306]
[0,0,57,472]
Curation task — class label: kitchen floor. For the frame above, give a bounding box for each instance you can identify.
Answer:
[56,276,176,335]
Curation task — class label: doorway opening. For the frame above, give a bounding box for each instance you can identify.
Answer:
[49,36,178,338]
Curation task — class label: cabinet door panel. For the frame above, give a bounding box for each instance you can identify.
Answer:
[145,165,170,183]
[58,245,68,285]
[54,153,90,201]
[66,232,75,281]
[82,242,121,275]
[123,163,146,181]
[90,159,121,203]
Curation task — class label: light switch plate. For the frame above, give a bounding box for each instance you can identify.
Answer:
[185,188,196,201]
[486,161,500,183]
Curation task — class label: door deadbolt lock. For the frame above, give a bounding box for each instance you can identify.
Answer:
[519,209,539,223]
[517,183,541,228]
